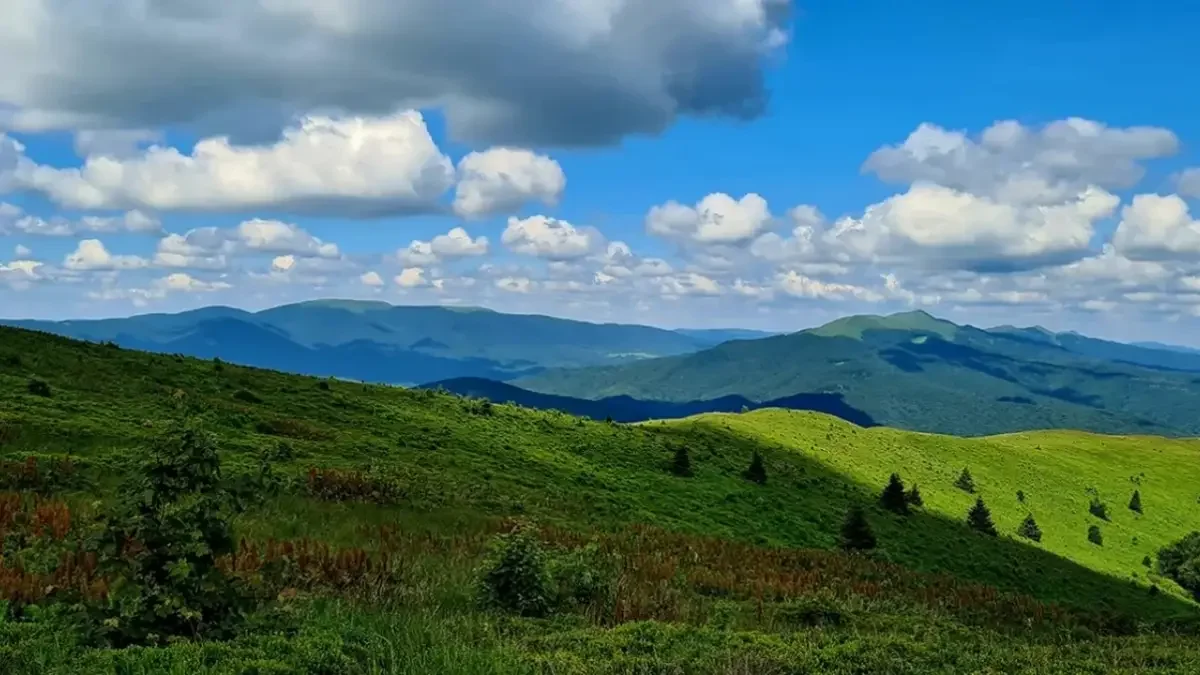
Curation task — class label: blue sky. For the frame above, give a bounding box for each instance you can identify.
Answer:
[3,1,1200,343]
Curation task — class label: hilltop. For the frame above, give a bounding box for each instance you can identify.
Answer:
[520,310,1200,437]
[1,324,1200,671]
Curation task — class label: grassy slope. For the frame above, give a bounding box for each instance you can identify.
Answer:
[3,325,1200,671]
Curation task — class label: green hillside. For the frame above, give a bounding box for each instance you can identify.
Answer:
[2,325,1200,672]
[520,312,1200,437]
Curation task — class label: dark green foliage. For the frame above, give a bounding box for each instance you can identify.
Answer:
[3,353,21,368]
[1143,556,1153,568]
[1129,490,1143,514]
[95,420,255,645]
[743,452,766,485]
[880,473,909,515]
[547,544,617,614]
[1089,497,1110,521]
[1017,514,1042,543]
[212,358,224,372]
[232,389,262,404]
[316,380,330,391]
[839,506,876,552]
[955,468,976,493]
[1158,532,1200,600]
[476,527,551,617]
[1017,490,1026,503]
[905,484,924,507]
[1088,525,1104,546]
[26,379,51,398]
[967,498,997,537]
[671,446,693,477]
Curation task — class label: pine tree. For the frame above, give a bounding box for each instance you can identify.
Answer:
[1017,513,1042,542]
[839,505,877,552]
[744,452,767,485]
[1088,524,1104,546]
[1129,490,1143,514]
[905,483,924,508]
[671,445,693,477]
[955,467,976,493]
[967,497,997,536]
[1089,497,1109,521]
[880,473,909,515]
[1016,490,1026,503]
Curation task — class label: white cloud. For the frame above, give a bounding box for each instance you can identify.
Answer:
[1178,168,1200,198]
[63,239,147,271]
[16,112,456,216]
[647,193,773,244]
[360,271,385,288]
[271,255,296,273]
[0,259,43,280]
[502,215,604,260]
[453,148,565,218]
[0,1,789,146]
[659,272,722,297]
[86,272,230,306]
[0,204,162,237]
[495,276,534,294]
[399,227,489,266]
[73,129,161,159]
[159,272,231,293]
[152,220,338,270]
[775,270,882,302]
[14,244,31,257]
[1113,194,1200,260]
[235,219,339,258]
[395,267,428,288]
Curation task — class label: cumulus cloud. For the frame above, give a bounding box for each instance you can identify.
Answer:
[495,276,534,294]
[16,112,456,216]
[864,118,1178,204]
[0,1,789,146]
[659,272,722,297]
[1112,194,1200,260]
[14,244,31,257]
[775,271,882,302]
[398,227,488,266]
[87,273,231,306]
[73,129,162,159]
[63,239,147,271]
[453,148,565,218]
[1178,168,1200,198]
[647,193,773,244]
[153,220,338,270]
[395,267,428,288]
[0,203,161,236]
[360,271,385,288]
[503,215,604,260]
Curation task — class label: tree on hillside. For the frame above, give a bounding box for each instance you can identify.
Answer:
[905,483,924,508]
[880,473,909,515]
[1129,490,1143,514]
[1017,514,1042,542]
[840,506,877,552]
[967,497,997,536]
[1088,524,1104,546]
[1016,490,1026,503]
[955,468,976,494]
[671,445,693,477]
[1157,532,1200,600]
[744,452,767,485]
[1089,497,1110,521]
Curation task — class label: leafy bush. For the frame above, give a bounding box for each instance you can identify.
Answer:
[880,473,909,515]
[967,498,997,536]
[1088,525,1104,546]
[1017,490,1026,503]
[26,379,51,398]
[743,452,766,485]
[547,543,617,615]
[955,467,976,493]
[476,526,551,617]
[0,456,82,493]
[1158,532,1200,599]
[232,389,262,405]
[1089,497,1109,521]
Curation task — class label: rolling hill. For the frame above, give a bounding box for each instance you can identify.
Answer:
[2,323,1199,671]
[1,300,744,386]
[520,310,1200,437]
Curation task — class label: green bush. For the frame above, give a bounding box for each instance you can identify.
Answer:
[1158,532,1200,599]
[476,526,551,617]
[548,543,617,615]
[1088,525,1104,546]
[232,389,262,404]
[26,379,51,398]
[1089,497,1110,521]
[743,452,766,485]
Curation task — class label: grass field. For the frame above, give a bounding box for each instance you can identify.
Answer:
[2,325,1200,672]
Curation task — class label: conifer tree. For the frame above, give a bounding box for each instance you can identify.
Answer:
[967,497,997,536]
[880,473,909,515]
[671,445,693,477]
[1088,524,1104,546]
[744,452,767,485]
[905,483,924,508]
[839,505,877,552]
[1017,513,1042,542]
[1129,490,1143,514]
[955,467,976,493]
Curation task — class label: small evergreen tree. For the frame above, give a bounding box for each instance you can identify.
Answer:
[1017,513,1042,542]
[1016,490,1026,503]
[839,506,877,552]
[955,467,976,493]
[1089,497,1109,521]
[1129,490,1143,514]
[967,497,997,536]
[880,473,909,515]
[744,452,767,485]
[905,483,924,508]
[1088,524,1104,546]
[671,445,693,477]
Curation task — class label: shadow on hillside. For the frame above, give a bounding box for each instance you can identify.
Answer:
[646,416,1197,626]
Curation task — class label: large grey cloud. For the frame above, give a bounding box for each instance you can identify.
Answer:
[0,0,790,146]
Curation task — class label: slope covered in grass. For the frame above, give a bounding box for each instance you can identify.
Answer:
[2,325,1200,672]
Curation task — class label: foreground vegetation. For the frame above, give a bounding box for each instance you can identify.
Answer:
[2,325,1200,672]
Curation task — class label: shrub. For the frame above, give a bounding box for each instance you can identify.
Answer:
[547,543,617,615]
[880,473,909,515]
[1017,514,1042,542]
[26,379,51,398]
[232,389,262,404]
[1017,490,1026,503]
[1088,525,1104,546]
[967,497,997,536]
[955,467,976,493]
[1158,532,1200,600]
[671,446,693,478]
[1143,555,1153,568]
[905,483,924,507]
[1089,497,1109,521]
[839,506,876,552]
[743,452,767,485]
[1129,490,1143,514]
[317,380,330,391]
[476,526,551,617]
[94,420,254,645]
